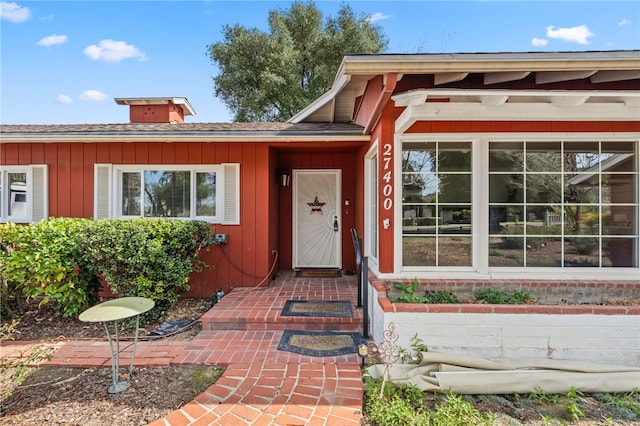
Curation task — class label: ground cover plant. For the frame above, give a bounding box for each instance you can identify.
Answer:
[392,280,536,305]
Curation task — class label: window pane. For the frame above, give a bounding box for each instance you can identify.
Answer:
[196,172,216,216]
[489,142,523,172]
[438,205,471,233]
[604,237,637,267]
[489,237,523,266]
[144,170,191,218]
[565,174,599,204]
[527,174,561,203]
[526,142,561,172]
[564,206,599,235]
[526,237,561,267]
[564,237,599,267]
[564,142,600,172]
[402,142,436,173]
[489,205,525,234]
[403,205,437,234]
[438,142,471,171]
[604,206,635,235]
[602,141,637,172]
[8,173,27,217]
[403,172,437,202]
[439,174,470,203]
[403,236,436,266]
[526,206,562,235]
[602,174,636,204]
[438,237,472,266]
[122,172,141,216]
[489,174,524,203]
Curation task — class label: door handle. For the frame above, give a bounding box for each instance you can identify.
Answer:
[333,216,339,232]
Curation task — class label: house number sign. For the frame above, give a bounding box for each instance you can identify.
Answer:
[382,143,393,211]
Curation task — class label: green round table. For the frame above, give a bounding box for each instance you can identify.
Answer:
[79,297,154,393]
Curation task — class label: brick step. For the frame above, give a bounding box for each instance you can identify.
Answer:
[200,316,363,332]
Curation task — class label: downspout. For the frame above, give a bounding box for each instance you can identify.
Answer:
[363,73,399,134]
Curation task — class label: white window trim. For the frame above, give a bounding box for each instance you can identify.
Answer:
[364,141,379,268]
[94,163,240,224]
[0,165,48,224]
[394,132,640,280]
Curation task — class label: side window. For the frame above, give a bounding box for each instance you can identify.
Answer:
[94,164,240,224]
[0,165,48,223]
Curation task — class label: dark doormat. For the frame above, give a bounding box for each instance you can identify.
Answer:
[295,269,342,278]
[277,330,361,357]
[281,300,352,318]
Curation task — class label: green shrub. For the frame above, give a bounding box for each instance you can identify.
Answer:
[0,219,101,318]
[80,219,216,322]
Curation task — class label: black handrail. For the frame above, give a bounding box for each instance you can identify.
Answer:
[351,228,369,338]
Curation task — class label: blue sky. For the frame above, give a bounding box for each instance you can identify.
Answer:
[1,1,638,125]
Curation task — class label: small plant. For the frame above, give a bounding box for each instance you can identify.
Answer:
[565,387,586,422]
[430,391,496,425]
[528,387,560,404]
[393,279,428,303]
[410,334,429,353]
[424,290,459,304]
[363,376,430,426]
[476,288,535,304]
[393,280,459,304]
[594,388,640,419]
[0,320,54,398]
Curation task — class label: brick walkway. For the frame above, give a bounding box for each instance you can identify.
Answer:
[1,272,365,426]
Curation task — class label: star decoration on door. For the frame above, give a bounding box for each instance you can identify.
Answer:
[307,195,325,214]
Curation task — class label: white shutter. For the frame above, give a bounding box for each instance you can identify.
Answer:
[221,163,239,225]
[94,164,112,219]
[31,165,48,222]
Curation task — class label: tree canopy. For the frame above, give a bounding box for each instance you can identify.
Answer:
[207,1,388,122]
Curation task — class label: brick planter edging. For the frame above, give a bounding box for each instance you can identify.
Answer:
[369,276,640,315]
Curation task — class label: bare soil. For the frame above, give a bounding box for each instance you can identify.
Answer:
[1,298,220,426]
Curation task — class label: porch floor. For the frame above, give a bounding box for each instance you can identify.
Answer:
[3,270,365,426]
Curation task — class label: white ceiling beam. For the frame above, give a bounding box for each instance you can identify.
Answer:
[591,70,640,83]
[480,95,509,105]
[434,72,469,85]
[405,102,639,122]
[395,105,418,134]
[549,96,589,106]
[536,70,597,84]
[484,71,531,85]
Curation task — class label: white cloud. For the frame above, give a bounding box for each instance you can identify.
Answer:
[0,1,31,23]
[368,12,390,23]
[57,94,73,104]
[618,19,631,27]
[80,90,108,102]
[546,25,594,45]
[83,39,148,63]
[531,37,548,47]
[37,34,68,47]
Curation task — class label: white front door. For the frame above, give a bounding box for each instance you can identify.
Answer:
[293,170,341,269]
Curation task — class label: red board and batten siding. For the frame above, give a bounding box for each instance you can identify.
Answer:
[1,141,276,298]
[1,141,363,297]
